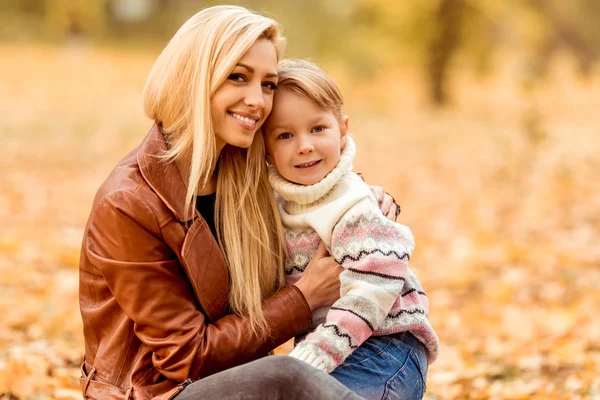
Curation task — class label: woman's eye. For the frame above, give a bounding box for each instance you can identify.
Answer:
[278,132,292,140]
[262,81,278,91]
[228,73,246,82]
[312,125,325,133]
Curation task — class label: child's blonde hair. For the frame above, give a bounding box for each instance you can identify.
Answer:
[276,59,344,122]
[143,5,287,339]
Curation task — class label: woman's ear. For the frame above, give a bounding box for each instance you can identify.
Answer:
[340,115,349,149]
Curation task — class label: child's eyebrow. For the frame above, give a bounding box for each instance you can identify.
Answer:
[266,114,329,133]
[265,123,291,133]
[306,114,329,125]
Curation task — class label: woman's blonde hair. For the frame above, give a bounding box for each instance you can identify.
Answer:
[275,59,344,122]
[143,5,287,338]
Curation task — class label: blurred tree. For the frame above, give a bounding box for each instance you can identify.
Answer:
[524,0,600,78]
[427,0,467,106]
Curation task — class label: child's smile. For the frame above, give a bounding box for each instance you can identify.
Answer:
[295,159,322,168]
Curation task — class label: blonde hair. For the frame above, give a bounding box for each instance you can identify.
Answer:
[275,59,344,122]
[143,5,287,338]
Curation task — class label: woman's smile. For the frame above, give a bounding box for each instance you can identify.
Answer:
[228,111,259,130]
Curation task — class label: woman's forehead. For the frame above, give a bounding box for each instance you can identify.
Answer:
[235,39,278,76]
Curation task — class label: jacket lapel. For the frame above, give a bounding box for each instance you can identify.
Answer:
[181,220,230,320]
[137,123,189,222]
[138,123,230,321]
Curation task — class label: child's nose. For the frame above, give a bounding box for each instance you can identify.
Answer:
[297,138,314,154]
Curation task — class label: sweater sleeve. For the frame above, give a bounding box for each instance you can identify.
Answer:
[288,198,415,372]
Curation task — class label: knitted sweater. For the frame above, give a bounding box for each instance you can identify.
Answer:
[268,137,439,373]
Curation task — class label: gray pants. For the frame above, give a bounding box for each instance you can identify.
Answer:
[174,355,363,400]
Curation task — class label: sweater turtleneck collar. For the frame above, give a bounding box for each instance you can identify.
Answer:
[268,136,356,206]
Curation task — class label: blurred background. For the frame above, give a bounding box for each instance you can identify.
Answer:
[1,0,599,399]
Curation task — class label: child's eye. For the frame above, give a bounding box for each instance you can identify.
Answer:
[312,125,326,133]
[262,81,278,92]
[277,132,293,140]
[228,73,246,82]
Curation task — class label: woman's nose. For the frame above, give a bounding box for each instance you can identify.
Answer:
[244,83,265,110]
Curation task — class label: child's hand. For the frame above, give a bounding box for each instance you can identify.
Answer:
[357,173,401,221]
[293,242,343,311]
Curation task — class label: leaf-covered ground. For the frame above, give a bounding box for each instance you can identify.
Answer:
[1,45,598,399]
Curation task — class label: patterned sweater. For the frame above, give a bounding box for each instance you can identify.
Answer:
[268,137,439,373]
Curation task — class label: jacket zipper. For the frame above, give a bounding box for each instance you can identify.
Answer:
[179,379,193,389]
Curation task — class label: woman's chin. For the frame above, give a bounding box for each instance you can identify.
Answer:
[226,135,256,150]
[237,139,254,149]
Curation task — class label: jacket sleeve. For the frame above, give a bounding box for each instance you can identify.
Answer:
[84,189,312,381]
[288,198,414,372]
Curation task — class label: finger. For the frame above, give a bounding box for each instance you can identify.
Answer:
[371,186,385,204]
[386,205,397,221]
[314,241,329,257]
[381,193,394,214]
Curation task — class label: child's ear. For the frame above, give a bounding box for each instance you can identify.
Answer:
[340,115,349,149]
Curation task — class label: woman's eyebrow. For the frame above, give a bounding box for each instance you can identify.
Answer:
[236,63,278,79]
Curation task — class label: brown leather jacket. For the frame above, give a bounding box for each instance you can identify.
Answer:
[79,124,313,400]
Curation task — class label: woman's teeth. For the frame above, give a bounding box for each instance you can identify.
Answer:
[230,112,256,125]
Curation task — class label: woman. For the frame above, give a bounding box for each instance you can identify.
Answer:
[79,5,399,400]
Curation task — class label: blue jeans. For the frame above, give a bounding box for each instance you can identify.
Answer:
[330,332,428,400]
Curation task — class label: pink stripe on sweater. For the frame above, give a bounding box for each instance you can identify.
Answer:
[344,254,407,278]
[333,224,409,246]
[389,292,429,313]
[419,293,430,311]
[326,309,372,345]
[286,244,317,256]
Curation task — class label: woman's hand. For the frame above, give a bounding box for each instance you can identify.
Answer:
[294,242,343,311]
[357,173,401,221]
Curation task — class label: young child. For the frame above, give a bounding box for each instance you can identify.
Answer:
[262,60,439,400]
